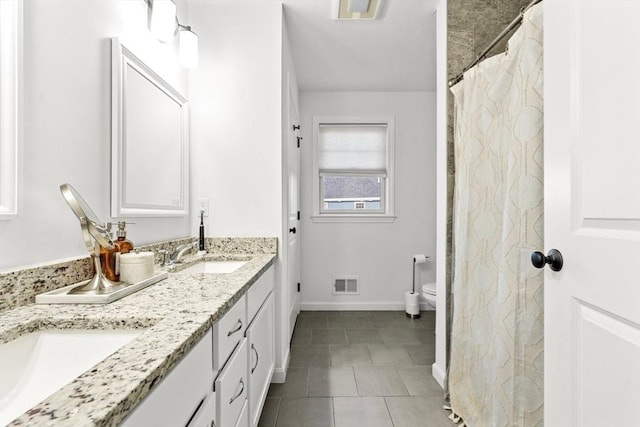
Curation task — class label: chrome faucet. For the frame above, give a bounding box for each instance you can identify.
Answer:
[159,242,197,267]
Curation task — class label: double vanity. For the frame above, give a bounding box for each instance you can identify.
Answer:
[0,245,277,427]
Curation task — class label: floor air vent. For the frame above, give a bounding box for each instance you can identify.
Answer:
[333,277,359,294]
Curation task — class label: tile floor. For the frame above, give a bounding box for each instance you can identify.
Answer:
[258,310,451,427]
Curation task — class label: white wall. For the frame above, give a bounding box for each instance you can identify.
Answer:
[188,0,282,238]
[188,0,290,378]
[299,91,436,310]
[0,0,191,270]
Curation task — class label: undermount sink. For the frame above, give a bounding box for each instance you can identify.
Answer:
[0,329,143,426]
[180,260,248,274]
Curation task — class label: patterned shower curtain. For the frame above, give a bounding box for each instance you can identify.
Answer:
[448,5,544,427]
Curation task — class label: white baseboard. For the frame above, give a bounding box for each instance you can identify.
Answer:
[271,346,290,383]
[300,301,435,311]
[432,361,446,388]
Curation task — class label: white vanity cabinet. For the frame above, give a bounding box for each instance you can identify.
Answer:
[121,265,275,427]
[121,329,214,427]
[246,294,275,427]
[213,265,275,427]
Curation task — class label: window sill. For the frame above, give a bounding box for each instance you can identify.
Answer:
[311,214,397,223]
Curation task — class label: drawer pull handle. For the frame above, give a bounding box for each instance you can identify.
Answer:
[251,344,259,374]
[227,319,243,337]
[229,378,245,404]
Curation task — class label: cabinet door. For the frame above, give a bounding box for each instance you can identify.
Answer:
[234,399,249,427]
[246,294,275,427]
[121,329,213,427]
[187,391,215,427]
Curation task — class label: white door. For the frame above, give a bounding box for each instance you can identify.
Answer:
[287,88,301,340]
[544,1,640,426]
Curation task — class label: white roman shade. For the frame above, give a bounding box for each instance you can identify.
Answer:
[318,124,387,171]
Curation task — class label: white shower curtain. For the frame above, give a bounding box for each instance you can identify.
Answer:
[448,5,544,426]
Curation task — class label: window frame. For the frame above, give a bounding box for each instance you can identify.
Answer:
[312,117,395,223]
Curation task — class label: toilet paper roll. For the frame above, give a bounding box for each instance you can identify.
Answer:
[405,291,420,316]
[119,252,154,284]
[413,254,428,264]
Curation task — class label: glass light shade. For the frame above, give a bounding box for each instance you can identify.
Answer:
[150,0,176,42]
[179,29,199,68]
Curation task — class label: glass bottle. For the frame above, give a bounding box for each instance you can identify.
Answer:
[99,222,119,281]
[114,221,134,276]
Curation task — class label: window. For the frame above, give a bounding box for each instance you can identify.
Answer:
[312,117,395,221]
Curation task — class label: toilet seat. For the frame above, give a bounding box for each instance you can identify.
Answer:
[422,282,436,295]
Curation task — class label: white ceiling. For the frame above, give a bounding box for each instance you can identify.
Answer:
[282,0,438,92]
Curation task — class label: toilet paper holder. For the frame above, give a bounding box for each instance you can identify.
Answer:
[406,254,429,319]
[411,254,429,294]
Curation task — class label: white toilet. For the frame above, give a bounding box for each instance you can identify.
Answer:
[422,282,437,309]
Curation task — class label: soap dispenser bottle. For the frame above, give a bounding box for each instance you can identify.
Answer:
[100,222,119,282]
[114,221,134,276]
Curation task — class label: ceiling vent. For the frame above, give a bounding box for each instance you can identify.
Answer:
[332,0,386,20]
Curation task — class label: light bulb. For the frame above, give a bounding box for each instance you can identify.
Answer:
[150,0,176,43]
[179,28,198,68]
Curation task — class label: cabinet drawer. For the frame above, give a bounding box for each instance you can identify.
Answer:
[246,266,274,324]
[216,339,248,427]
[213,295,247,371]
[187,391,215,427]
[121,329,213,427]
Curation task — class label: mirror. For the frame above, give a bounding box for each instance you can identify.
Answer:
[111,37,189,217]
[60,183,125,294]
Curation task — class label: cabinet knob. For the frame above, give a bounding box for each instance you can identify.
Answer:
[289,227,296,234]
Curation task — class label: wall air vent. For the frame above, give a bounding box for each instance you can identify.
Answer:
[332,0,386,20]
[333,277,359,294]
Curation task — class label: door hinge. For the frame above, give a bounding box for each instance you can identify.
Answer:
[297,282,300,292]
[297,210,300,221]
[297,136,302,148]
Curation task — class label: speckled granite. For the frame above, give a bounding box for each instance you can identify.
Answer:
[0,237,276,313]
[205,237,278,254]
[0,257,95,313]
[0,239,277,426]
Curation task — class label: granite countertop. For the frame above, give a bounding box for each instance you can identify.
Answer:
[0,252,276,427]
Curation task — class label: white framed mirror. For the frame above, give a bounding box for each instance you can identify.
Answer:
[111,37,189,217]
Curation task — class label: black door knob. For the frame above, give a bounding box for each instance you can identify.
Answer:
[289,227,296,234]
[531,249,563,272]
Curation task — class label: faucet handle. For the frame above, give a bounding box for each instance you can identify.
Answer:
[158,249,172,267]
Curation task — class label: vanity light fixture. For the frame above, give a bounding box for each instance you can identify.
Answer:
[149,0,176,42]
[178,25,198,68]
[148,0,199,68]
[332,0,386,20]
